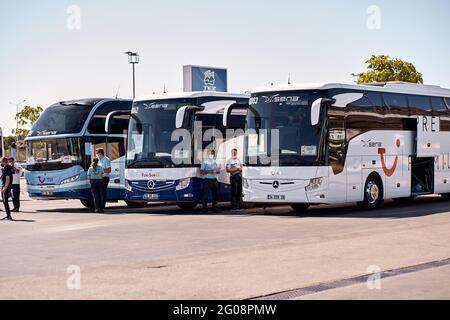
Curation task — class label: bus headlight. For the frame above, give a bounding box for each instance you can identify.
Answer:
[306,177,323,192]
[242,178,249,189]
[176,178,191,190]
[60,174,80,185]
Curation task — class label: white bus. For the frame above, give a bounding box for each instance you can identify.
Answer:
[125,91,249,209]
[243,82,450,212]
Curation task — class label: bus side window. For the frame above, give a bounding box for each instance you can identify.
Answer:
[432,97,450,131]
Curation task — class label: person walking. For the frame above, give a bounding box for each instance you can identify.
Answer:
[87,158,104,213]
[8,157,22,212]
[226,148,243,211]
[200,149,220,213]
[1,157,14,220]
[96,148,111,211]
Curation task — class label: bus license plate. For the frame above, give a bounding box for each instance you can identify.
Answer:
[267,194,285,200]
[144,194,159,200]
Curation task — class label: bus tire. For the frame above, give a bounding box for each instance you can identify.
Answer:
[290,203,310,214]
[125,200,147,208]
[176,202,198,210]
[80,199,95,210]
[441,193,450,201]
[359,174,384,210]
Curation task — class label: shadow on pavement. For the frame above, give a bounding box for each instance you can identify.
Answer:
[35,196,450,220]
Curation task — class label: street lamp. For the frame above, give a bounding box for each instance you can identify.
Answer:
[124,51,139,99]
[9,99,26,135]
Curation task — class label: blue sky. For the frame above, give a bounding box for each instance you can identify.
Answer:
[1,0,449,135]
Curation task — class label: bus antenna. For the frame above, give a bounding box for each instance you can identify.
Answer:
[288,73,291,85]
[115,85,121,99]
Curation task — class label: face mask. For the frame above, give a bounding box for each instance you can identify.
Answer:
[209,155,215,160]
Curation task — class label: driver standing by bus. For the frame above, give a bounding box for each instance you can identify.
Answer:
[200,149,220,213]
[226,149,243,211]
[96,148,111,211]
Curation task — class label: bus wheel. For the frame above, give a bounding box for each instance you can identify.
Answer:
[125,200,147,208]
[176,202,198,210]
[80,199,94,210]
[290,204,310,214]
[441,193,450,201]
[360,174,384,210]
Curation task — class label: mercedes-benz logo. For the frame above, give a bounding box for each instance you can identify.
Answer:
[147,180,156,189]
[272,181,280,189]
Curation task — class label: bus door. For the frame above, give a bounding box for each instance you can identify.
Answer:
[411,115,440,195]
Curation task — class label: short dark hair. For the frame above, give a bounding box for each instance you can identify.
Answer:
[1,157,8,163]
[8,157,15,161]
[232,148,238,153]
[96,148,105,155]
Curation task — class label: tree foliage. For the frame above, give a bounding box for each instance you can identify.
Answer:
[13,105,43,138]
[356,55,423,84]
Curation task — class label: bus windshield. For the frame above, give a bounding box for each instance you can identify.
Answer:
[26,137,83,171]
[29,101,93,136]
[126,99,194,168]
[246,91,326,167]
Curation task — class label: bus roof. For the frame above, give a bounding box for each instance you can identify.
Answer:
[58,98,132,107]
[134,91,250,102]
[252,82,450,98]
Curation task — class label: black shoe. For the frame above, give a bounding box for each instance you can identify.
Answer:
[2,216,12,221]
[11,209,18,212]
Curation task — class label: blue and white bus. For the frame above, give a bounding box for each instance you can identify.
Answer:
[24,98,139,208]
[125,92,249,209]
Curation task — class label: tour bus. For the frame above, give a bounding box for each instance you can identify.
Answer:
[125,91,249,209]
[242,82,450,212]
[0,127,4,158]
[24,98,137,209]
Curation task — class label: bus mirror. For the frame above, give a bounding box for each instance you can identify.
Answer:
[311,99,322,127]
[311,98,336,127]
[175,105,205,129]
[223,102,248,127]
[331,93,363,108]
[105,110,131,133]
[175,106,188,129]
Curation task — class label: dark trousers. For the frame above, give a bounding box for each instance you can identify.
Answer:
[101,177,110,210]
[202,179,218,210]
[90,179,103,211]
[230,175,242,209]
[12,184,20,210]
[2,187,12,217]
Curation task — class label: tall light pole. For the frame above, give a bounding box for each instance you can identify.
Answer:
[9,99,26,135]
[124,51,139,99]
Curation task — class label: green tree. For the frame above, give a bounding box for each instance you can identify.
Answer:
[13,105,43,138]
[356,55,423,84]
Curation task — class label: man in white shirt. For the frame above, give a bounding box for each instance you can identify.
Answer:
[226,149,243,211]
[8,157,22,212]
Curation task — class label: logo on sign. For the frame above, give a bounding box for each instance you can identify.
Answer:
[203,70,216,91]
[38,176,45,184]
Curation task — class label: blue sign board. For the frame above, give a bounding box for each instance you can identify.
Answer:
[183,65,227,92]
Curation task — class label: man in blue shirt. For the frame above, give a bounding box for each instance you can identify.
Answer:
[200,149,220,213]
[96,148,111,211]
